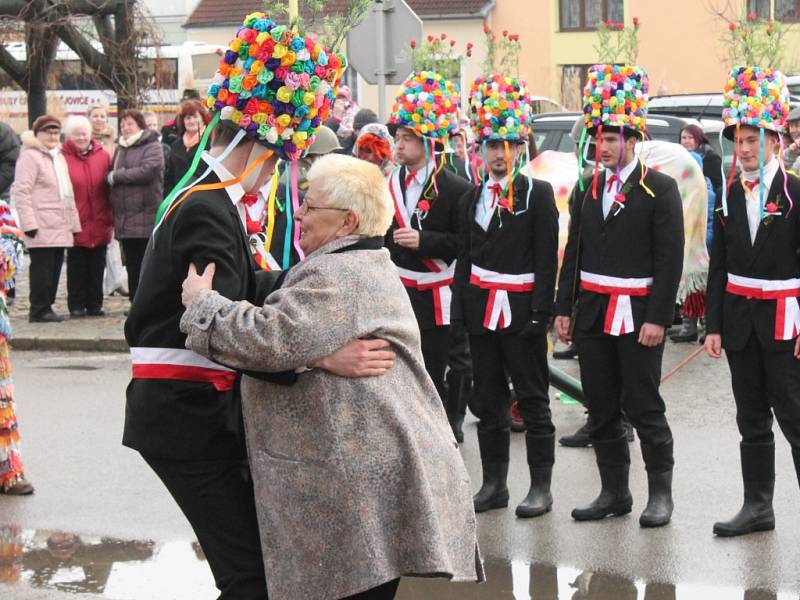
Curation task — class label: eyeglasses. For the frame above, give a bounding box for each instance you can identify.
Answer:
[298,200,350,214]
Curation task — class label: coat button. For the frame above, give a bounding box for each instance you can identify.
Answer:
[199,317,207,324]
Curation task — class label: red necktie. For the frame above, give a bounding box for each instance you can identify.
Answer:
[241,194,261,234]
[744,178,760,192]
[241,194,259,206]
[488,183,503,205]
[606,174,619,193]
[405,170,418,188]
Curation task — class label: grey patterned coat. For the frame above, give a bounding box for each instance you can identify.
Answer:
[180,235,484,600]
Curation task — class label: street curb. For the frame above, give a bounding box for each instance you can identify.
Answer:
[11,337,129,353]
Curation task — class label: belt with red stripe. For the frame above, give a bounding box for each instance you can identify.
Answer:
[726,273,800,341]
[579,271,652,336]
[469,265,534,330]
[130,347,236,391]
[396,261,454,326]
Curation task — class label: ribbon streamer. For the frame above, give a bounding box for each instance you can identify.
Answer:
[592,125,603,200]
[577,126,588,192]
[290,160,305,263]
[282,169,292,270]
[264,169,279,252]
[778,132,795,215]
[759,127,765,221]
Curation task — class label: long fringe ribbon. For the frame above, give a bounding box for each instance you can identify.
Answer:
[264,169,279,252]
[282,169,292,270]
[778,132,795,216]
[504,140,514,213]
[592,125,603,200]
[290,160,305,262]
[577,126,588,192]
[759,128,765,222]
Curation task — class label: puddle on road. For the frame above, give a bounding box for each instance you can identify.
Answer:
[0,526,795,599]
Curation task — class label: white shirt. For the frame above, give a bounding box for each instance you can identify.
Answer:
[603,159,638,218]
[201,151,247,230]
[476,175,508,231]
[742,157,779,244]
[403,160,437,216]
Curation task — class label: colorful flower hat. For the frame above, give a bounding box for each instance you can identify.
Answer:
[468,74,532,143]
[387,71,460,141]
[722,66,790,140]
[582,64,649,136]
[205,12,347,160]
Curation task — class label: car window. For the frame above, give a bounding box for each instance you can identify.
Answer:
[557,133,576,153]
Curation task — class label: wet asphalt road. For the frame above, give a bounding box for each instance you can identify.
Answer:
[2,346,800,599]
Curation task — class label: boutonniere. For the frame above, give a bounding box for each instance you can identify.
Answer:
[762,195,785,225]
[610,180,635,217]
[414,199,431,222]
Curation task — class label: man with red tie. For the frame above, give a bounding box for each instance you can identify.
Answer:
[554,65,683,528]
[386,72,470,406]
[451,75,558,517]
[705,67,800,537]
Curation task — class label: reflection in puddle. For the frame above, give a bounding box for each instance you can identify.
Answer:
[1,526,796,599]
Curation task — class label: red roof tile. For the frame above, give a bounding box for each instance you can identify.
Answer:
[185,0,492,28]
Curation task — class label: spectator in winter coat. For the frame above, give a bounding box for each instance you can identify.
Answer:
[88,103,116,155]
[783,107,800,173]
[107,109,164,301]
[13,115,81,323]
[62,116,114,318]
[0,122,20,202]
[164,100,209,194]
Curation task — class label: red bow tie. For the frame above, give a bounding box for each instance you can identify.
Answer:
[744,178,760,192]
[488,183,503,200]
[241,194,259,206]
[606,174,620,193]
[405,170,419,188]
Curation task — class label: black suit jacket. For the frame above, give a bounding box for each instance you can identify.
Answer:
[385,165,470,330]
[123,171,279,460]
[555,161,685,333]
[452,176,559,335]
[706,170,800,353]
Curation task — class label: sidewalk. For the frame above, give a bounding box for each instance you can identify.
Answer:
[9,256,128,352]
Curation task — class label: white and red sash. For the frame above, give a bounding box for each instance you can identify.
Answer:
[130,347,236,392]
[388,168,455,326]
[580,271,652,336]
[725,273,800,340]
[469,265,534,330]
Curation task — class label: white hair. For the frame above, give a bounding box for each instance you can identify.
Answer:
[63,115,92,137]
[307,154,393,237]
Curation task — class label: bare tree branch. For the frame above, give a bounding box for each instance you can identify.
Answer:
[0,42,25,86]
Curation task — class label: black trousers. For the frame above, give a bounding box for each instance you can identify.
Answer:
[342,579,400,600]
[120,238,148,302]
[421,326,450,406]
[469,332,553,435]
[726,333,800,447]
[67,246,107,312]
[575,331,672,447]
[28,247,65,317]
[142,455,268,600]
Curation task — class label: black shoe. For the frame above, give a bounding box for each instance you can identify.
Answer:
[446,372,470,444]
[553,343,578,360]
[713,441,775,537]
[473,429,510,513]
[516,433,554,518]
[623,419,635,443]
[670,317,698,343]
[639,439,674,527]
[559,420,592,447]
[70,308,87,318]
[572,435,632,521]
[29,310,64,323]
[87,308,106,317]
[449,414,464,444]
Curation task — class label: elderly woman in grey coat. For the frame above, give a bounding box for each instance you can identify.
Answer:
[180,154,483,600]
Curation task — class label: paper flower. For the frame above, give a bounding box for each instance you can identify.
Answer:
[387,71,460,140]
[582,64,649,135]
[205,11,347,160]
[721,66,790,138]
[468,74,532,143]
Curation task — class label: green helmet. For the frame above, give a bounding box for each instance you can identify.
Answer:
[308,125,343,155]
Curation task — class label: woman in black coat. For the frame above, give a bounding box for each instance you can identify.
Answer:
[164,100,209,194]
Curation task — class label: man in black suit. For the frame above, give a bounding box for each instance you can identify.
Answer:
[705,69,800,537]
[452,132,558,518]
[385,123,470,408]
[124,122,396,599]
[555,66,684,528]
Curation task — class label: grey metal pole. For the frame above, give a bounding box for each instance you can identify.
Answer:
[549,365,584,403]
[376,0,387,121]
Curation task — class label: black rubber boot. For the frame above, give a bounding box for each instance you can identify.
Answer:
[552,342,578,359]
[516,433,555,518]
[473,429,510,513]
[559,414,592,447]
[572,435,632,521]
[639,439,674,528]
[713,441,775,537]
[669,317,698,343]
[446,372,471,444]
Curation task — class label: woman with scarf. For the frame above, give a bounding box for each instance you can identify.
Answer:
[164,100,209,194]
[353,123,395,177]
[14,115,81,323]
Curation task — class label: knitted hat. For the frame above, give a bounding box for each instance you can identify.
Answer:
[582,64,649,137]
[387,71,460,141]
[722,66,790,140]
[205,11,347,160]
[32,115,61,135]
[468,74,532,143]
[353,108,378,132]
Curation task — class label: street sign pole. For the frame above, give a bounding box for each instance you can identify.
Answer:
[376,1,387,121]
[289,0,298,21]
